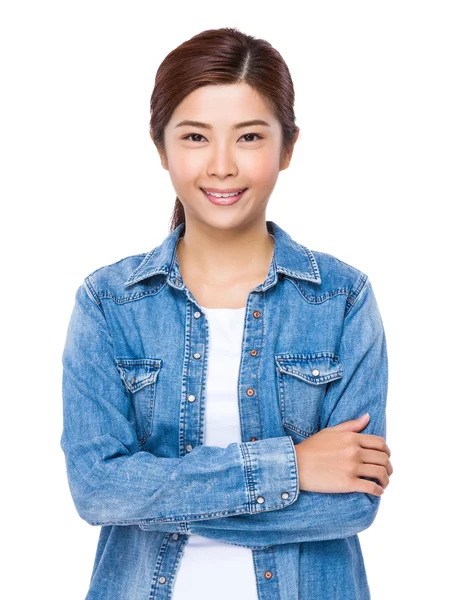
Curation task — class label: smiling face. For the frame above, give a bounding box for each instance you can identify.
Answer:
[154,82,298,232]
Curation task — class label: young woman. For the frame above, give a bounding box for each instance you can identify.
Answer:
[61,27,392,600]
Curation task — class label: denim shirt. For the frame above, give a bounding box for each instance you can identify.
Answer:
[61,220,388,600]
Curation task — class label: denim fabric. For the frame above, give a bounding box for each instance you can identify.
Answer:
[61,220,388,599]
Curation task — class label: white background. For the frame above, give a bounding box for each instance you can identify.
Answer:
[1,1,454,598]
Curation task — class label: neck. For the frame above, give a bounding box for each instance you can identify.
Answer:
[176,219,274,283]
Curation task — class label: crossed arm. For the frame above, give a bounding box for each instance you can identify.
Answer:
[61,275,387,549]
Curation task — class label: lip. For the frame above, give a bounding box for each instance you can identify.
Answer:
[201,188,247,206]
[202,187,247,193]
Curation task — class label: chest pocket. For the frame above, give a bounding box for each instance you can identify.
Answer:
[115,358,162,446]
[274,352,343,443]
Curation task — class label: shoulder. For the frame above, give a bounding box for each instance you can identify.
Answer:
[312,247,367,286]
[300,246,370,311]
[82,250,149,303]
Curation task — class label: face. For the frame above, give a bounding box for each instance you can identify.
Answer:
[154,82,298,232]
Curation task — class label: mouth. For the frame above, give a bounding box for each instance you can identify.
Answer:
[201,188,248,206]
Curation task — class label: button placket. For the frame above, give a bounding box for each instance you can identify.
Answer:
[183,302,209,456]
[153,520,188,598]
[238,302,265,451]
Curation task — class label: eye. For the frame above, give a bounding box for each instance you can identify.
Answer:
[240,133,263,142]
[182,133,207,143]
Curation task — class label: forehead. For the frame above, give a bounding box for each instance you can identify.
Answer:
[169,83,276,125]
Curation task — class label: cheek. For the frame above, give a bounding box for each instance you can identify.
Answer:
[168,151,200,184]
[246,154,280,187]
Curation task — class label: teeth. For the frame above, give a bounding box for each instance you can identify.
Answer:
[204,190,243,198]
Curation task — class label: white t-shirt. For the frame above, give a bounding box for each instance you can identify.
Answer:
[172,304,258,599]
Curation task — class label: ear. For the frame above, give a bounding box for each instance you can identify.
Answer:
[279,127,300,172]
[150,131,169,171]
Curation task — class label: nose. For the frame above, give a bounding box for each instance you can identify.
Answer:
[206,140,238,179]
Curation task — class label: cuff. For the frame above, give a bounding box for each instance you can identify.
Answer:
[241,435,300,513]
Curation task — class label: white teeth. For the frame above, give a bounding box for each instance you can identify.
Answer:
[204,190,243,198]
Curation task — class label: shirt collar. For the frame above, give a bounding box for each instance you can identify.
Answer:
[124,220,321,290]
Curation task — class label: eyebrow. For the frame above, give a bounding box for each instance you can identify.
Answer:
[175,119,271,130]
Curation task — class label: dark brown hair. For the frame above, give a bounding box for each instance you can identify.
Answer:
[149,27,299,233]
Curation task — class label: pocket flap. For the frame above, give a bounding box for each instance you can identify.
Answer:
[115,358,162,393]
[275,352,343,385]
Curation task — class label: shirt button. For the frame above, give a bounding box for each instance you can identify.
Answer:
[246,388,255,396]
[172,533,179,540]
[193,352,201,359]
[281,491,290,500]
[194,311,201,319]
[250,437,258,442]
[253,310,261,318]
[256,496,265,504]
[158,576,167,584]
[186,444,193,452]
[250,349,258,356]
[311,368,320,376]
[188,394,196,403]
[264,571,273,580]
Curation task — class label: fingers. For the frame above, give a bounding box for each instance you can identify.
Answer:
[357,433,391,458]
[360,449,394,476]
[354,436,394,494]
[356,464,390,490]
[352,479,385,497]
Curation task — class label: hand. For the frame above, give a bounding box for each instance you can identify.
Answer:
[295,413,393,496]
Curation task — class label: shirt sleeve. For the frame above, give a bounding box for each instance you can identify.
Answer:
[60,279,300,527]
[146,276,388,548]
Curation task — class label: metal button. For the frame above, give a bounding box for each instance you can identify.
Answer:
[256,496,265,504]
[158,576,166,584]
[250,349,258,356]
[193,352,201,359]
[246,388,255,396]
[186,444,193,452]
[264,571,273,579]
[194,311,201,319]
[253,310,261,318]
[131,377,136,385]
[172,533,179,540]
[311,368,320,377]
[188,394,196,403]
[281,491,290,500]
[250,437,258,442]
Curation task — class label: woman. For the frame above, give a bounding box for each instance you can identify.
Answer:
[61,27,393,600]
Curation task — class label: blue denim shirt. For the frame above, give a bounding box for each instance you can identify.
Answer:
[61,220,388,599]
